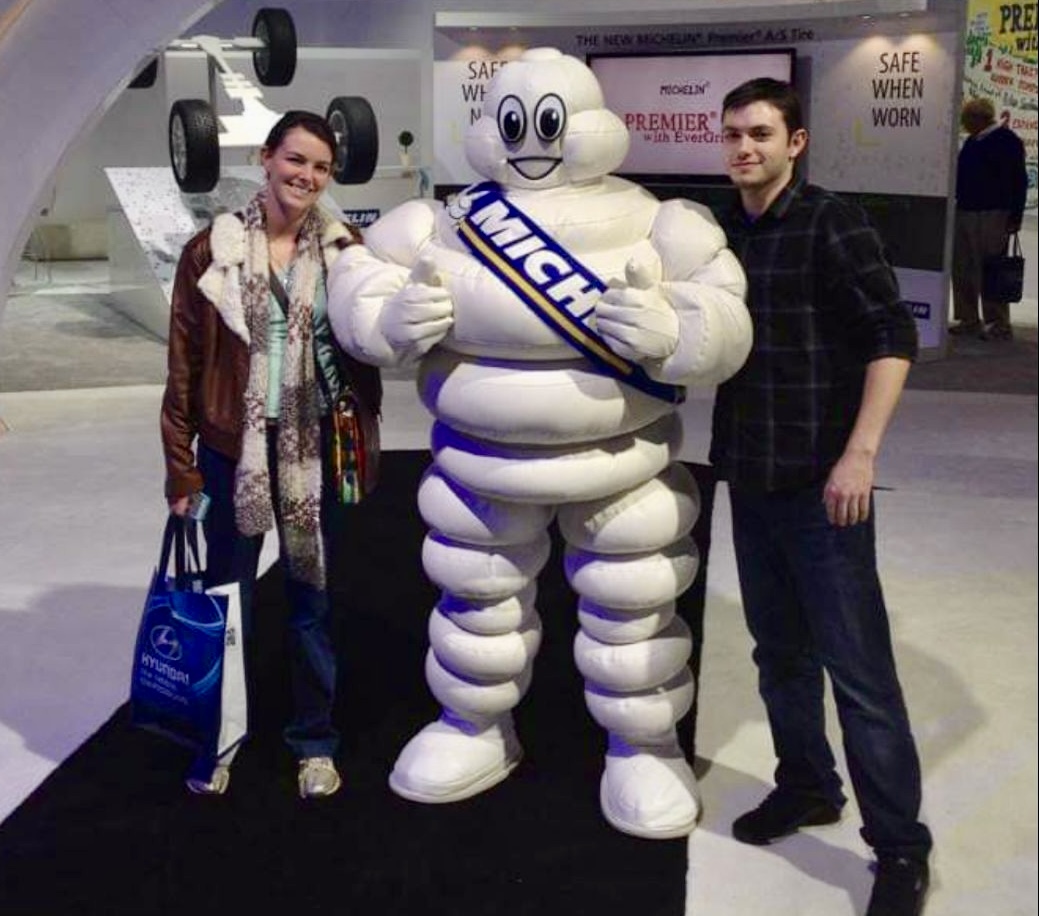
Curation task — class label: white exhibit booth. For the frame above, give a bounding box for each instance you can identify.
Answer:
[98,46,426,340]
[8,2,1036,356]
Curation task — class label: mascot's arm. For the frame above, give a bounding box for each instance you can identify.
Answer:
[650,199,751,387]
[327,200,453,367]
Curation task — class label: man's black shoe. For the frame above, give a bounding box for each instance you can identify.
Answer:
[865,856,929,916]
[731,789,841,845]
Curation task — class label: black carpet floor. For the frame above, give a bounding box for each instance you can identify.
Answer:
[0,451,715,916]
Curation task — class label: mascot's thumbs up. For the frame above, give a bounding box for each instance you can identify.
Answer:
[379,255,453,363]
[597,257,680,362]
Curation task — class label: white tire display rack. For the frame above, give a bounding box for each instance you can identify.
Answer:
[132,8,379,194]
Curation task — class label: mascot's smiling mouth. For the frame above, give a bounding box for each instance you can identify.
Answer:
[508,157,562,181]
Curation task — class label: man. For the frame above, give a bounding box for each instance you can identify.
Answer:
[710,78,932,916]
[950,96,1028,340]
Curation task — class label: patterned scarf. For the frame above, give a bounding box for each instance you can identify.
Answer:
[233,190,329,589]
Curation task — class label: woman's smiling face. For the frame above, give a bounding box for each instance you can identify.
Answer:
[261,125,334,217]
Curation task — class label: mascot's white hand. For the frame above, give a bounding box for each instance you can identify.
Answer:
[596,258,679,361]
[379,255,454,360]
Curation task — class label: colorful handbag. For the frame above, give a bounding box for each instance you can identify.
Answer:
[269,269,379,504]
[328,386,371,504]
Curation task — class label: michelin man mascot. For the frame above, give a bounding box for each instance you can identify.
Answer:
[328,48,750,839]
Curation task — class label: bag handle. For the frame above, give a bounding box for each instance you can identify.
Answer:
[159,515,202,589]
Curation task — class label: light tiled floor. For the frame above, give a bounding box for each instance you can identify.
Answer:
[1,264,1036,916]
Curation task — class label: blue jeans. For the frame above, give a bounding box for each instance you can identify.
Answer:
[730,483,932,862]
[197,423,340,764]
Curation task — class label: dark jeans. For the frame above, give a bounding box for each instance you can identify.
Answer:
[197,423,340,764]
[730,483,932,862]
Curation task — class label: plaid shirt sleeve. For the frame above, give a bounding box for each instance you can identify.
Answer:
[711,182,919,492]
[818,197,918,364]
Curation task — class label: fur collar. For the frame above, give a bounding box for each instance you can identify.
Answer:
[196,207,349,344]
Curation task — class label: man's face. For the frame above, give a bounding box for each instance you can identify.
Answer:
[721,101,806,199]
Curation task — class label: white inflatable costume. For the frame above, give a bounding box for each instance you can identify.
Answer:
[328,48,751,839]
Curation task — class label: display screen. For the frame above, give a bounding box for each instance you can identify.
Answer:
[588,50,795,181]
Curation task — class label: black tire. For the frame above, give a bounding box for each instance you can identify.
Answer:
[129,58,158,89]
[326,96,379,185]
[168,99,220,193]
[252,8,296,87]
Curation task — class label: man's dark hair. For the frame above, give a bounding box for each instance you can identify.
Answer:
[722,78,804,134]
[263,109,337,157]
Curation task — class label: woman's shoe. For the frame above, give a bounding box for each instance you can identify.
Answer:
[298,756,341,799]
[186,763,231,796]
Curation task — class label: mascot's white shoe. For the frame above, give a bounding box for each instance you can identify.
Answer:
[600,734,701,839]
[389,712,523,803]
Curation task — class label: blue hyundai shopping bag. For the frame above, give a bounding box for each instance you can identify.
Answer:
[130,516,247,758]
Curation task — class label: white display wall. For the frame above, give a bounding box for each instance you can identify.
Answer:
[807,34,958,196]
[808,33,960,350]
[431,10,963,353]
[432,19,959,189]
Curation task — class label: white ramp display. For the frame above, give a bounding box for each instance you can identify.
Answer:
[105,166,351,340]
[105,164,421,341]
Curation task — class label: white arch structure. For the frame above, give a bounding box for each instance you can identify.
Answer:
[0,0,218,326]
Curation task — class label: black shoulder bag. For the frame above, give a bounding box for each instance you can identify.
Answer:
[982,232,1025,304]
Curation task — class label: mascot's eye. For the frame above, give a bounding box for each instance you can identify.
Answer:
[497,95,527,144]
[534,94,566,142]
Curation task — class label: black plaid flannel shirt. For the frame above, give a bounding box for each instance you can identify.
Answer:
[710,179,918,493]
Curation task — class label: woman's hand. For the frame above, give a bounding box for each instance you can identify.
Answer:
[168,495,191,517]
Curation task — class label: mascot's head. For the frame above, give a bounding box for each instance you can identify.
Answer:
[465,47,629,190]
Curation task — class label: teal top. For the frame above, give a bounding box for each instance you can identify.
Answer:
[266,263,340,419]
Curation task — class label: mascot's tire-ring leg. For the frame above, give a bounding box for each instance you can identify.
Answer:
[560,463,703,839]
[388,467,552,803]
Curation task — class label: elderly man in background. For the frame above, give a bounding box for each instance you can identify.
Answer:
[950,97,1028,341]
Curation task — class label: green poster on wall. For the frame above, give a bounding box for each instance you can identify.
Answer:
[964,0,1037,211]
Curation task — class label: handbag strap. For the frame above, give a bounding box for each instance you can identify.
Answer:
[268,268,291,319]
[269,268,341,408]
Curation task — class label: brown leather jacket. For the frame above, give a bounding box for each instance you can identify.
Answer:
[161,224,382,500]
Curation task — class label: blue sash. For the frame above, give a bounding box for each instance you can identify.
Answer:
[453,181,684,404]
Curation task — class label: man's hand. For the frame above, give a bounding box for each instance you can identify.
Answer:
[596,258,679,362]
[823,448,874,526]
[380,256,454,361]
[823,357,911,526]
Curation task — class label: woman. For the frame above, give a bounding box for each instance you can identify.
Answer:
[161,110,381,799]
